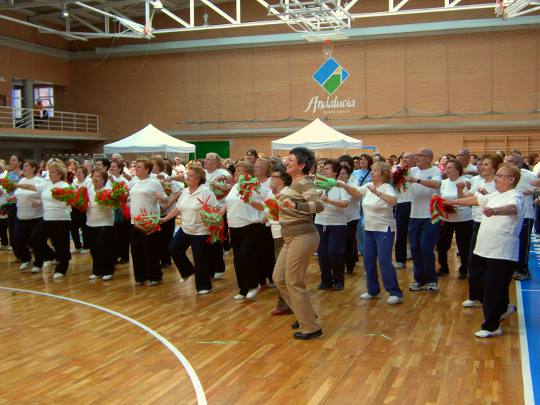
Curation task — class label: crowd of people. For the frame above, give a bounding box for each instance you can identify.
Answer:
[0,146,539,340]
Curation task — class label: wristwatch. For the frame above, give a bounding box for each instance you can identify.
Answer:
[416,178,421,184]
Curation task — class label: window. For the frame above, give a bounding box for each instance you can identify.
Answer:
[34,87,54,117]
[11,88,21,119]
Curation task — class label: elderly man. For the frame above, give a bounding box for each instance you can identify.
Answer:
[504,152,536,281]
[405,148,442,291]
[456,148,478,179]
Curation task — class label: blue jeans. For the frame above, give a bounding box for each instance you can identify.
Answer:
[316,224,347,286]
[356,215,364,255]
[408,218,440,285]
[394,202,411,263]
[363,230,402,297]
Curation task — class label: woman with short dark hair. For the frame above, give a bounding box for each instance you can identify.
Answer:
[274,147,324,340]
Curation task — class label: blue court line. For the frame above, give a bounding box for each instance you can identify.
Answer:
[518,235,540,405]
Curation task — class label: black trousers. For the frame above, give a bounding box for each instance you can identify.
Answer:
[13,217,41,264]
[209,241,226,276]
[0,217,8,246]
[159,217,176,265]
[258,226,276,285]
[114,215,131,262]
[70,209,89,250]
[230,224,263,295]
[6,204,16,249]
[130,227,162,283]
[88,226,116,276]
[517,218,534,274]
[469,254,514,332]
[344,219,359,273]
[394,202,411,263]
[436,220,473,275]
[169,227,213,291]
[31,220,71,274]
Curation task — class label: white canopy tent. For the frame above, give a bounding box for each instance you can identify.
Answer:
[271,118,362,152]
[103,124,195,154]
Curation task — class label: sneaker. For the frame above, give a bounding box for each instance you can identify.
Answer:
[70,248,81,254]
[333,281,344,290]
[422,282,439,291]
[387,296,403,305]
[475,328,503,338]
[409,282,424,291]
[31,266,41,273]
[318,282,333,290]
[102,275,113,281]
[198,289,212,295]
[246,285,261,300]
[500,304,517,321]
[19,261,31,271]
[52,272,64,279]
[88,274,99,280]
[213,272,224,280]
[146,280,162,286]
[462,299,481,308]
[51,259,59,265]
[234,294,246,300]
[360,292,381,300]
[79,249,90,254]
[43,260,53,267]
[393,262,406,269]
[0,245,11,251]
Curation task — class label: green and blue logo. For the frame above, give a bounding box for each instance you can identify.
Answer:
[313,57,350,95]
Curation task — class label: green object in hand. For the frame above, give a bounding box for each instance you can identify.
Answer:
[314,174,337,190]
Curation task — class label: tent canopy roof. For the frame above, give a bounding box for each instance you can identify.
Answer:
[103,124,195,154]
[271,119,362,150]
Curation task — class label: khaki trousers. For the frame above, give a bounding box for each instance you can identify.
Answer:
[273,231,321,333]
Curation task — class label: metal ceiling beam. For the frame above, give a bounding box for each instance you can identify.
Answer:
[0,12,87,40]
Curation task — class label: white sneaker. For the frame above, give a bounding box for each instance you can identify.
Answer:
[475,328,503,338]
[198,289,211,295]
[51,259,59,265]
[234,294,246,300]
[462,299,481,308]
[360,292,381,300]
[102,275,113,281]
[88,274,99,280]
[70,248,81,254]
[31,266,41,273]
[80,249,90,254]
[0,245,11,251]
[500,304,517,321]
[393,262,406,269]
[43,260,52,267]
[387,296,403,305]
[19,261,31,271]
[213,272,224,280]
[53,272,64,280]
[246,285,261,300]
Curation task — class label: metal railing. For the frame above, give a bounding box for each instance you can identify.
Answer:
[0,106,99,133]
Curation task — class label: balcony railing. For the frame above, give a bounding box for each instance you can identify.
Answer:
[0,106,99,133]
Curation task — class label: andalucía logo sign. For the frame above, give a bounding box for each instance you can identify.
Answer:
[312,57,350,95]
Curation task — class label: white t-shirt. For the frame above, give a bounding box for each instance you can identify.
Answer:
[516,168,536,219]
[206,168,232,207]
[72,176,91,189]
[15,176,45,220]
[258,178,272,200]
[86,185,114,227]
[266,191,283,239]
[128,177,166,225]
[474,189,524,261]
[469,176,496,222]
[394,165,412,203]
[359,183,396,232]
[225,184,263,228]
[463,163,478,180]
[344,175,361,222]
[440,177,472,222]
[409,166,442,219]
[35,181,72,221]
[314,186,350,226]
[176,184,217,236]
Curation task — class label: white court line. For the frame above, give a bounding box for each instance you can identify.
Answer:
[516,282,535,405]
[522,289,540,292]
[0,286,207,405]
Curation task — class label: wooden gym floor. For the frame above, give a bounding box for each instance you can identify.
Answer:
[0,242,524,404]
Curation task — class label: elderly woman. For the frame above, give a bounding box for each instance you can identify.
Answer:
[15,161,72,279]
[163,167,218,295]
[129,158,167,286]
[436,159,473,279]
[339,161,403,304]
[274,147,324,340]
[462,154,502,307]
[86,168,115,280]
[446,163,523,338]
[315,159,350,290]
[13,160,45,271]
[352,154,372,257]
[109,160,131,264]
[224,161,265,300]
